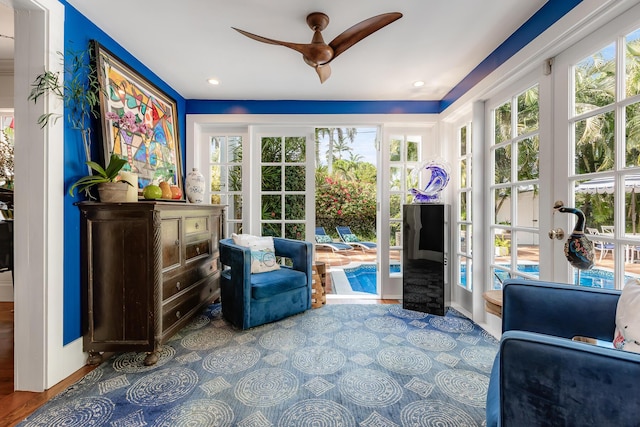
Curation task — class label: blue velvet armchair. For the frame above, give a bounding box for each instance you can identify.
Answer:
[219,237,312,330]
[486,279,640,427]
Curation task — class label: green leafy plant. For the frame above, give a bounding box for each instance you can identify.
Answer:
[68,154,131,198]
[495,235,511,248]
[28,44,102,170]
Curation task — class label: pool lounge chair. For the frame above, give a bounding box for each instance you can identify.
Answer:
[587,227,615,261]
[336,226,377,252]
[315,227,354,252]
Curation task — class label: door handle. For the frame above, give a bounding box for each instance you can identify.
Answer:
[548,228,565,240]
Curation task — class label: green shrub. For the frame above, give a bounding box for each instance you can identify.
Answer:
[316,175,377,241]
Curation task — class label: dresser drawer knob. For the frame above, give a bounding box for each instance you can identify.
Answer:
[174,239,180,246]
[176,310,182,319]
[176,282,181,291]
[195,223,200,229]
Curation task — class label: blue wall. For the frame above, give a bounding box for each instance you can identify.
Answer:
[61,1,187,344]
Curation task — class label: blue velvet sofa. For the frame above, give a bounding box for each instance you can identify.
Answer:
[486,278,640,427]
[219,237,312,329]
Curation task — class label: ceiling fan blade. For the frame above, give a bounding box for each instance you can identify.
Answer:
[316,65,331,83]
[232,27,308,55]
[328,12,402,61]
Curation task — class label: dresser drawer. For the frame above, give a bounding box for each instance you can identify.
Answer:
[163,256,219,300]
[163,269,201,300]
[186,239,211,260]
[162,276,219,333]
[161,218,181,269]
[185,216,209,235]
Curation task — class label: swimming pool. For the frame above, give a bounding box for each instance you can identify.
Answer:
[461,263,634,290]
[344,262,630,294]
[342,263,401,294]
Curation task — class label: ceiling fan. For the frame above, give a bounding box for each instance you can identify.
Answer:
[232,11,402,83]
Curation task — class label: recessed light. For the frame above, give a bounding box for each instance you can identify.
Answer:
[207,78,220,86]
[413,81,425,87]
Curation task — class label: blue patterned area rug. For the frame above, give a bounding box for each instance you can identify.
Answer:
[18,304,498,427]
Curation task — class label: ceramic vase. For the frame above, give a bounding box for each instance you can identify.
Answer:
[185,168,205,204]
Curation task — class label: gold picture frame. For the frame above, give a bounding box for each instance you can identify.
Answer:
[94,41,183,199]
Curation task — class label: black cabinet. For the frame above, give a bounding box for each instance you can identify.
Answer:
[79,202,224,365]
[402,204,450,315]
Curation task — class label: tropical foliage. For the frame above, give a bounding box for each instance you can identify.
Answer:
[491,33,640,234]
[573,36,640,233]
[315,128,377,241]
[315,173,377,241]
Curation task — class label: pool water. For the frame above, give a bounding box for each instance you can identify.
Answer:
[462,263,632,289]
[345,263,629,293]
[343,263,401,294]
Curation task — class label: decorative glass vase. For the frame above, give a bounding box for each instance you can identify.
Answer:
[185,168,205,204]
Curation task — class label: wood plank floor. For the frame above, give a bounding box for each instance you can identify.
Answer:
[0,298,398,427]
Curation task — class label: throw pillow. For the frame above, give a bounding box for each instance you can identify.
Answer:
[342,233,360,243]
[231,233,280,274]
[316,234,333,243]
[613,278,640,353]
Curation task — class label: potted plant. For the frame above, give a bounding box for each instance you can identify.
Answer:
[494,234,511,256]
[29,44,136,203]
[68,154,132,202]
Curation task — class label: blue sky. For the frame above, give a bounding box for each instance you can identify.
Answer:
[316,127,378,166]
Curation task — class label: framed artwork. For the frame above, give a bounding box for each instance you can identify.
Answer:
[94,41,183,199]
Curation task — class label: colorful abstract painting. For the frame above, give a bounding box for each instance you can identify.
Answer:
[95,41,182,195]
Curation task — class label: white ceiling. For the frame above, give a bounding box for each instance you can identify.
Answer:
[3,1,549,101]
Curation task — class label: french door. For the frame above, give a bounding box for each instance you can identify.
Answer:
[250,127,316,242]
[550,4,640,289]
[483,4,640,291]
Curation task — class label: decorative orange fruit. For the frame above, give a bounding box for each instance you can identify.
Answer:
[170,185,182,199]
[159,181,172,199]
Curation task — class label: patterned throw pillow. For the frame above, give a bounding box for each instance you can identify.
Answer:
[613,278,640,353]
[342,233,360,243]
[316,234,333,243]
[231,233,280,274]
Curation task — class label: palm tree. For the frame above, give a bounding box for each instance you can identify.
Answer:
[315,128,357,173]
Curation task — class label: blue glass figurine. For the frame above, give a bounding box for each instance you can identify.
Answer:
[553,201,594,271]
[410,161,450,203]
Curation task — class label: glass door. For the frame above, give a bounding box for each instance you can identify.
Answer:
[552,12,640,289]
[251,128,315,242]
[207,132,245,237]
[381,126,435,299]
[487,85,541,288]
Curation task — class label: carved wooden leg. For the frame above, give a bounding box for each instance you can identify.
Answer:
[87,351,103,365]
[144,351,158,366]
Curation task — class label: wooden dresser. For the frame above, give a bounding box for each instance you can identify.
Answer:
[78,202,224,365]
